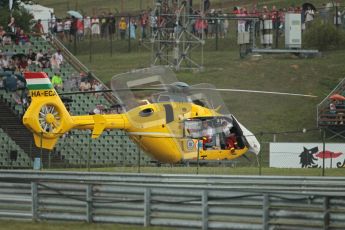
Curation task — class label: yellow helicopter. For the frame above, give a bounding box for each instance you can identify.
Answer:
[22,67,313,163]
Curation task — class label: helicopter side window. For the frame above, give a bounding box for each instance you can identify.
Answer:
[139,108,154,117]
[158,95,170,102]
[184,120,202,138]
[184,119,219,150]
[184,118,240,151]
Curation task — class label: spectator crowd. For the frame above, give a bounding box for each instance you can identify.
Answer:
[43,2,345,43]
[0,15,105,111]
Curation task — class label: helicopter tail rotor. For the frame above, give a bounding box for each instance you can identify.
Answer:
[23,72,74,150]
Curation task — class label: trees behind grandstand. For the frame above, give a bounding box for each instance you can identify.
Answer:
[0,1,34,33]
[303,20,345,51]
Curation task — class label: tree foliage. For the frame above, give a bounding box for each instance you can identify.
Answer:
[303,20,345,51]
[0,1,34,32]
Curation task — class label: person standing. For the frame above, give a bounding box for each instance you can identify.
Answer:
[63,17,71,42]
[70,16,78,42]
[119,17,127,40]
[91,16,100,39]
[56,19,64,40]
[83,16,91,38]
[108,13,116,40]
[7,17,16,34]
[33,19,45,35]
[139,11,148,40]
[53,50,63,67]
[128,18,137,39]
[304,6,314,30]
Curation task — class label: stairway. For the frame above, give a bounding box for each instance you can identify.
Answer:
[0,98,64,167]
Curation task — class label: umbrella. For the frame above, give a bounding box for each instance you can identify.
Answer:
[302,3,316,11]
[315,151,343,159]
[330,94,345,101]
[67,10,83,19]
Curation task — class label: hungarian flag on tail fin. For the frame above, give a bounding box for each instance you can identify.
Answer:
[24,72,53,90]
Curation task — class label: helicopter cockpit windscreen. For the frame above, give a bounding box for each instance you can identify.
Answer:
[183,83,234,139]
[189,83,231,117]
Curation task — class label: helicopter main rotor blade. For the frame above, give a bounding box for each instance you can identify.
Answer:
[59,90,112,95]
[198,88,318,98]
[59,87,317,98]
[59,88,165,95]
[129,83,318,98]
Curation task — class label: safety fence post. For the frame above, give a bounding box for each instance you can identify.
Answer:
[202,190,208,230]
[137,136,142,173]
[87,137,91,172]
[263,194,269,230]
[86,184,93,223]
[322,128,326,176]
[31,182,38,221]
[323,196,330,230]
[144,188,151,227]
[258,132,263,175]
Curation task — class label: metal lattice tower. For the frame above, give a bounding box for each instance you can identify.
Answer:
[150,0,204,71]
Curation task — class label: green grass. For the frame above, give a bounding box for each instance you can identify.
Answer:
[47,166,345,177]
[0,220,175,230]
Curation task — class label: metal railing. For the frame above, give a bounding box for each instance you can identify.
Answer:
[0,171,344,229]
[0,170,345,194]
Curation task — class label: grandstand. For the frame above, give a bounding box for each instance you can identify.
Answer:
[317,77,345,140]
[0,34,152,168]
[0,128,32,168]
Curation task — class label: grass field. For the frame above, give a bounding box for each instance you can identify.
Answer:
[48,166,345,177]
[0,220,175,230]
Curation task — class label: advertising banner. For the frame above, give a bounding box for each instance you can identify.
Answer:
[270,143,345,168]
